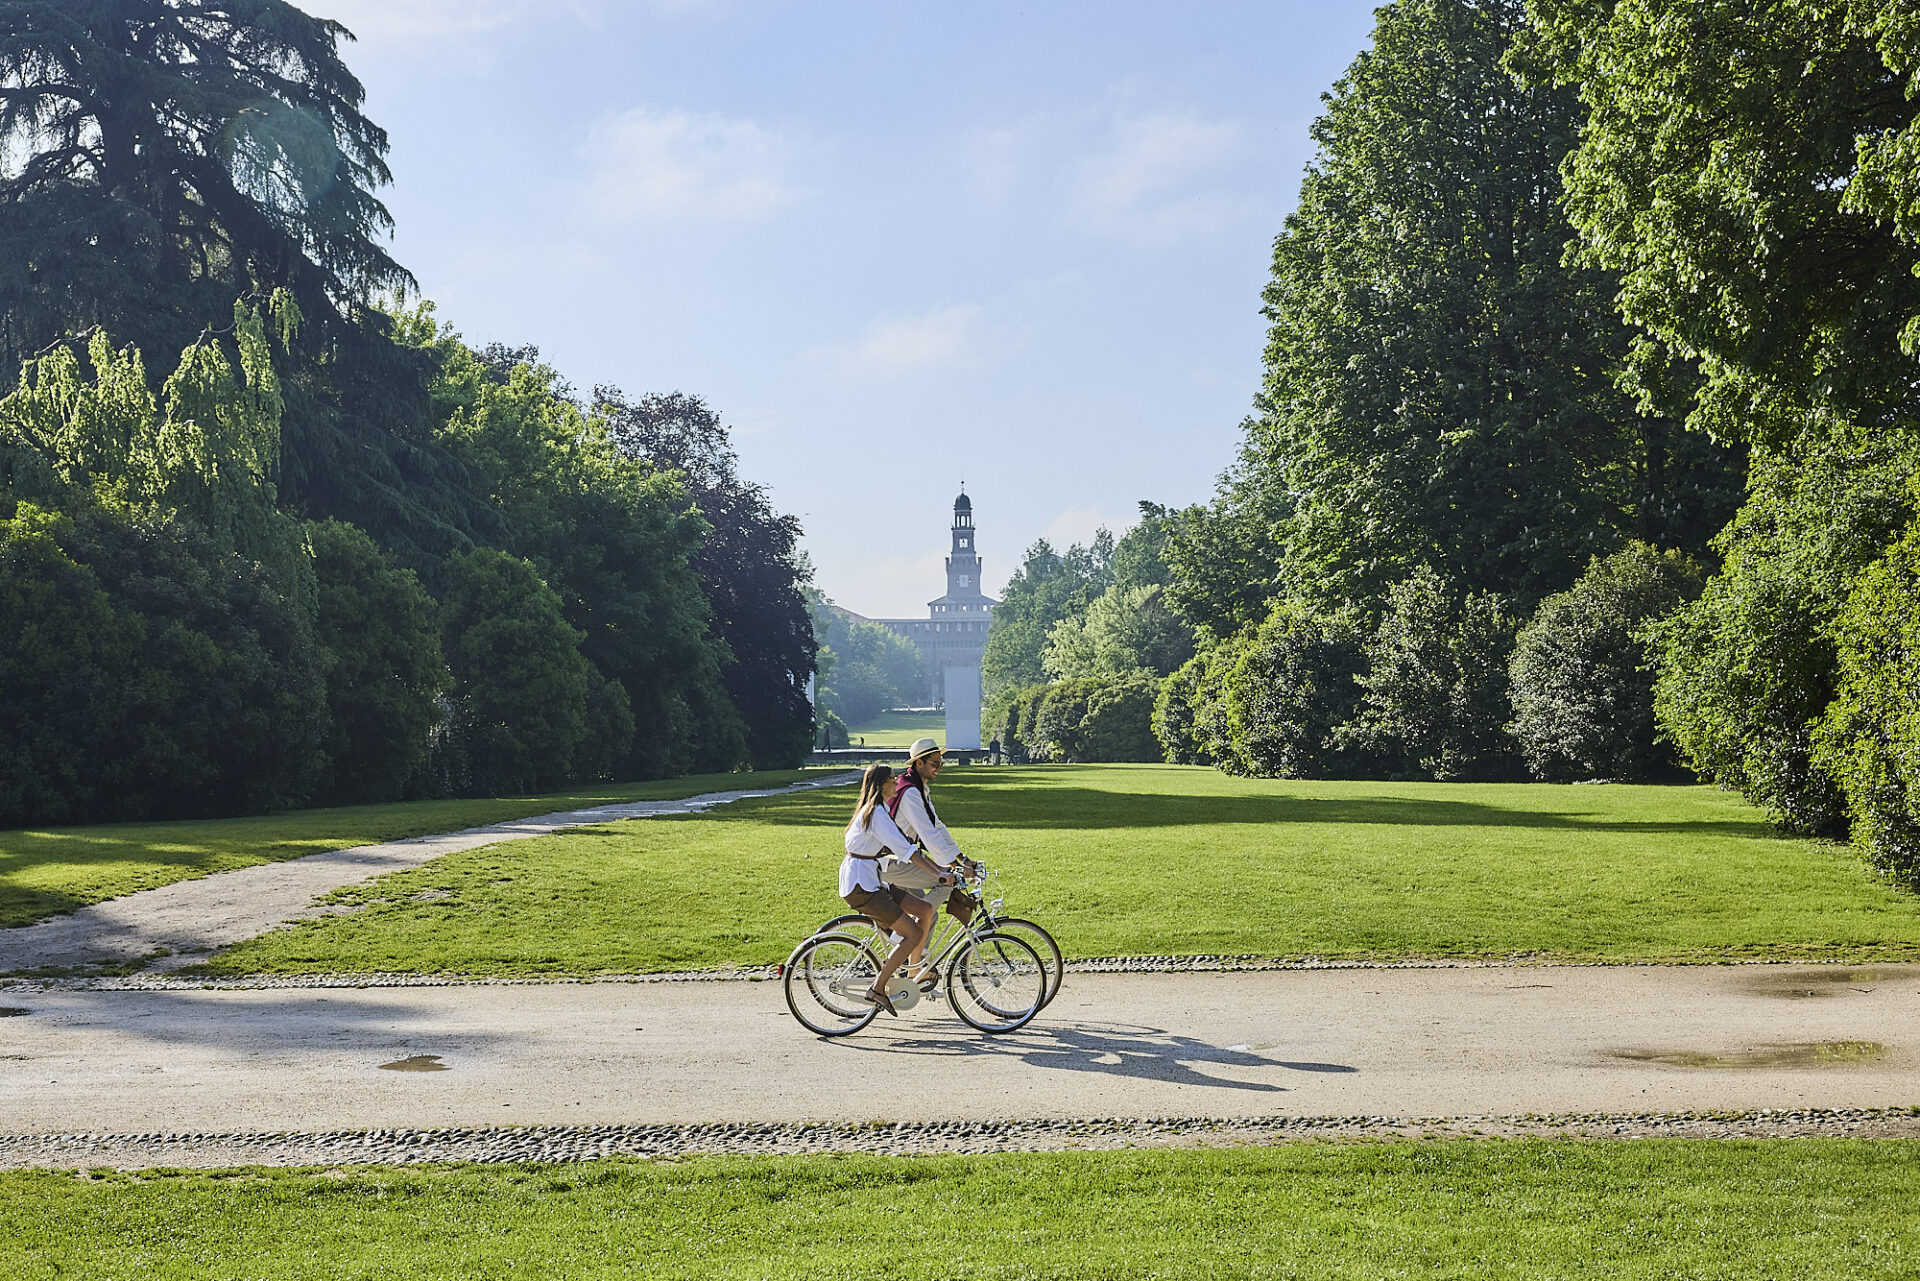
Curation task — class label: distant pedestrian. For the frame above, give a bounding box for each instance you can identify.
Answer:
[988,737,1002,765]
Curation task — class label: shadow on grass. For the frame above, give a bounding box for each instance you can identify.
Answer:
[0,771,825,931]
[0,888,97,933]
[833,1019,1351,1092]
[715,783,1784,840]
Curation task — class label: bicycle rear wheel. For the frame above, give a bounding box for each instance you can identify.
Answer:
[816,911,901,953]
[817,909,949,989]
[783,933,882,1037]
[986,917,1062,1009]
[944,932,1045,1034]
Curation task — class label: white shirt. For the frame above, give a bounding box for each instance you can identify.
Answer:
[892,783,964,868]
[841,805,916,896]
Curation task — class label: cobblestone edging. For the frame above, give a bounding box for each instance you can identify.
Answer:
[4,1107,1918,1170]
[3,953,1902,993]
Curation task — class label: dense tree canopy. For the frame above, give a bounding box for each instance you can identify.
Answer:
[982,533,1115,701]
[597,389,816,769]
[1180,0,1739,626]
[1508,542,1702,782]
[806,594,925,727]
[0,5,822,823]
[1121,0,1755,792]
[307,518,446,804]
[401,316,750,778]
[0,0,408,365]
[0,1,507,575]
[1525,0,1920,867]
[1524,0,1920,452]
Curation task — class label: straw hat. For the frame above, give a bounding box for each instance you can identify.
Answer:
[906,737,943,763]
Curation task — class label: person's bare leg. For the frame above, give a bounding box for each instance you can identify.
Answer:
[868,912,923,1008]
[903,892,938,974]
[899,897,937,982]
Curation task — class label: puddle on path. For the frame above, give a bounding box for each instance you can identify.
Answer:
[1612,1041,1888,1069]
[378,1055,449,1072]
[0,1008,29,1017]
[1747,969,1898,999]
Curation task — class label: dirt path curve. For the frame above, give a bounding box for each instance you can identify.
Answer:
[2,965,1916,1160]
[0,774,860,975]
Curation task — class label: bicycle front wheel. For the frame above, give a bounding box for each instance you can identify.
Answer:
[783,933,882,1037]
[986,917,1063,1009]
[944,932,1046,1034]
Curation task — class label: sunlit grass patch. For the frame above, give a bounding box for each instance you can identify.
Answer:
[206,765,1920,976]
[839,708,946,747]
[1,1140,1916,1280]
[0,772,811,931]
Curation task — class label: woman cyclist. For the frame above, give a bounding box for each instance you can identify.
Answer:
[840,762,946,1014]
[883,737,980,983]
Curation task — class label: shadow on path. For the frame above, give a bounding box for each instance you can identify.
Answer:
[835,1019,1356,1093]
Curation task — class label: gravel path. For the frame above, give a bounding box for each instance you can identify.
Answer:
[2,966,1916,1169]
[6,1108,1918,1171]
[0,774,860,976]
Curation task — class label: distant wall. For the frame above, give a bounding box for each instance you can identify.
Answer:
[872,617,990,705]
[944,665,982,750]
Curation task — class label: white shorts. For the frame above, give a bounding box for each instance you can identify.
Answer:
[879,857,953,905]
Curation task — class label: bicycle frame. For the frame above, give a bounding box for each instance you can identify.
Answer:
[900,871,1004,974]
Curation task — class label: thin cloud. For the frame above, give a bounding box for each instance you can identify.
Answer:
[956,122,1048,213]
[1064,110,1255,246]
[583,107,800,223]
[802,305,985,380]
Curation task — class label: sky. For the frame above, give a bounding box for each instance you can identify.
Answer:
[309,0,1381,617]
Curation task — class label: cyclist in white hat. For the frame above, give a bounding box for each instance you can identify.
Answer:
[839,763,940,1014]
[881,736,981,984]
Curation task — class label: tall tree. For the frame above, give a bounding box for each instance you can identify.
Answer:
[1524,0,1920,454]
[596,389,817,769]
[0,0,407,364]
[1525,0,1920,838]
[411,331,744,779]
[1213,0,1740,619]
[0,2,499,569]
[981,533,1114,701]
[805,595,926,725]
[0,303,331,823]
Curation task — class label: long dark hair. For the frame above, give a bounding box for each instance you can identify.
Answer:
[850,763,894,831]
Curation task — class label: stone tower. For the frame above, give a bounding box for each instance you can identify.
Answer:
[938,493,991,619]
[867,490,997,749]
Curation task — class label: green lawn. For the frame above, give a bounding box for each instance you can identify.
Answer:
[0,772,810,932]
[3,1140,1917,1279]
[840,708,945,748]
[203,764,1920,976]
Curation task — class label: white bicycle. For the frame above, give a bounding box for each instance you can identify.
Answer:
[781,869,1050,1037]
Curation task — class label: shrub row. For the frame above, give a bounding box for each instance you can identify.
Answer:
[1153,544,1702,784]
[996,673,1160,763]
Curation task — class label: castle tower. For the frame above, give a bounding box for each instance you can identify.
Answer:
[868,489,997,750]
[937,492,991,618]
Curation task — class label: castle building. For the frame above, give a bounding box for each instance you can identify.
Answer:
[865,492,997,750]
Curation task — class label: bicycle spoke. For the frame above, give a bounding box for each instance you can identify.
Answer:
[784,934,881,1036]
[945,933,1044,1033]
